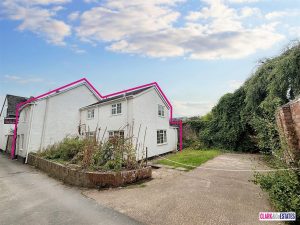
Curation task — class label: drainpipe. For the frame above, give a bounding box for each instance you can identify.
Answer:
[25,103,35,163]
[40,98,49,150]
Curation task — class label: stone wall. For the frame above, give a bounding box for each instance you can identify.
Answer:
[276,98,300,163]
[27,153,152,188]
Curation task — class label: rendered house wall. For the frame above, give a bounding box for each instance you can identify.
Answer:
[16,106,34,157]
[80,87,178,160]
[17,84,98,158]
[132,88,178,159]
[80,97,133,139]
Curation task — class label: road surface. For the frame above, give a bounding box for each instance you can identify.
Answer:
[0,153,142,225]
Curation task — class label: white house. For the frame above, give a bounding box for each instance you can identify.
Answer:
[0,95,27,153]
[80,86,178,160]
[15,80,179,162]
[16,82,100,161]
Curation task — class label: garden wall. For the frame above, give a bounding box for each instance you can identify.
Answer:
[27,153,152,188]
[276,97,300,163]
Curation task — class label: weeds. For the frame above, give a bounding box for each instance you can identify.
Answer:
[37,129,145,172]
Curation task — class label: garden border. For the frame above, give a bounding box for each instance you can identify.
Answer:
[27,153,152,188]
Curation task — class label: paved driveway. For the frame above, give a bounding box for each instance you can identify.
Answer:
[0,154,141,225]
[84,153,283,225]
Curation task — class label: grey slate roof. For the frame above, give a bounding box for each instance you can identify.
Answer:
[5,95,27,117]
[87,86,153,107]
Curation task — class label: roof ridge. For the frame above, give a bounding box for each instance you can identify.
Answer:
[84,85,154,107]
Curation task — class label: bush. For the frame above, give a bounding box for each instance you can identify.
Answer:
[184,43,300,153]
[38,137,85,161]
[37,134,142,172]
[254,170,300,222]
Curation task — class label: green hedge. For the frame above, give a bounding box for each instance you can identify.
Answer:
[254,170,300,222]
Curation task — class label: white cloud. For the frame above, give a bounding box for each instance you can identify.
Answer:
[76,0,284,59]
[227,0,260,3]
[1,0,71,45]
[240,7,261,18]
[70,44,86,54]
[3,0,71,5]
[68,11,80,21]
[265,10,300,20]
[173,100,215,117]
[4,75,44,84]
[77,1,181,42]
[265,11,288,20]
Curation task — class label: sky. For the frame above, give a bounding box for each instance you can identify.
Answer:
[0,0,300,117]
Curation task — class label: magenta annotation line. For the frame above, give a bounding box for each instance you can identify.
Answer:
[11,78,183,159]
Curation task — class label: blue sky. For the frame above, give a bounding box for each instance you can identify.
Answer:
[0,0,300,117]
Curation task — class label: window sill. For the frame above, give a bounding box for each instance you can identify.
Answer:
[111,113,122,116]
[157,143,168,146]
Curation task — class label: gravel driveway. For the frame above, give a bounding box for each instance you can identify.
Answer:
[84,153,284,225]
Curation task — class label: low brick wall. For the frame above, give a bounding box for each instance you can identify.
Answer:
[27,153,152,188]
[276,98,300,163]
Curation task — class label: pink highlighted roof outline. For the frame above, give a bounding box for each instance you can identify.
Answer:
[11,78,183,159]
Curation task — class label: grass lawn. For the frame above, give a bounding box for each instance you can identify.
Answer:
[155,148,222,171]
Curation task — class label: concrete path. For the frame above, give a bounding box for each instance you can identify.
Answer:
[0,154,142,225]
[84,153,284,225]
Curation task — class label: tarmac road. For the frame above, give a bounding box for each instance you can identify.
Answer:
[0,153,142,225]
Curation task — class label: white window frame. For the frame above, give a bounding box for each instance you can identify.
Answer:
[108,130,125,139]
[112,103,122,115]
[87,109,95,119]
[158,105,165,117]
[157,130,167,144]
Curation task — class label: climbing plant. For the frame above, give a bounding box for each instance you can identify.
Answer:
[186,42,300,153]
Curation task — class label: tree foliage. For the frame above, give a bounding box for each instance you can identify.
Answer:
[186,43,300,153]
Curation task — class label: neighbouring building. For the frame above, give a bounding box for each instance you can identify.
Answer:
[0,95,27,153]
[14,79,179,162]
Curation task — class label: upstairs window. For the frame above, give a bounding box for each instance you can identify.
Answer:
[112,103,122,115]
[158,105,165,117]
[87,109,95,119]
[157,130,167,144]
[108,130,124,139]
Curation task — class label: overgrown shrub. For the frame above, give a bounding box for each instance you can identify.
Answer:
[254,170,300,222]
[38,137,86,161]
[185,42,300,153]
[37,133,143,171]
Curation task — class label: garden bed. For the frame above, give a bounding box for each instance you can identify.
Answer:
[28,153,152,188]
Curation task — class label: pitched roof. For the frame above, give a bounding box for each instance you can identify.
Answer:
[87,86,153,107]
[6,95,27,117]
